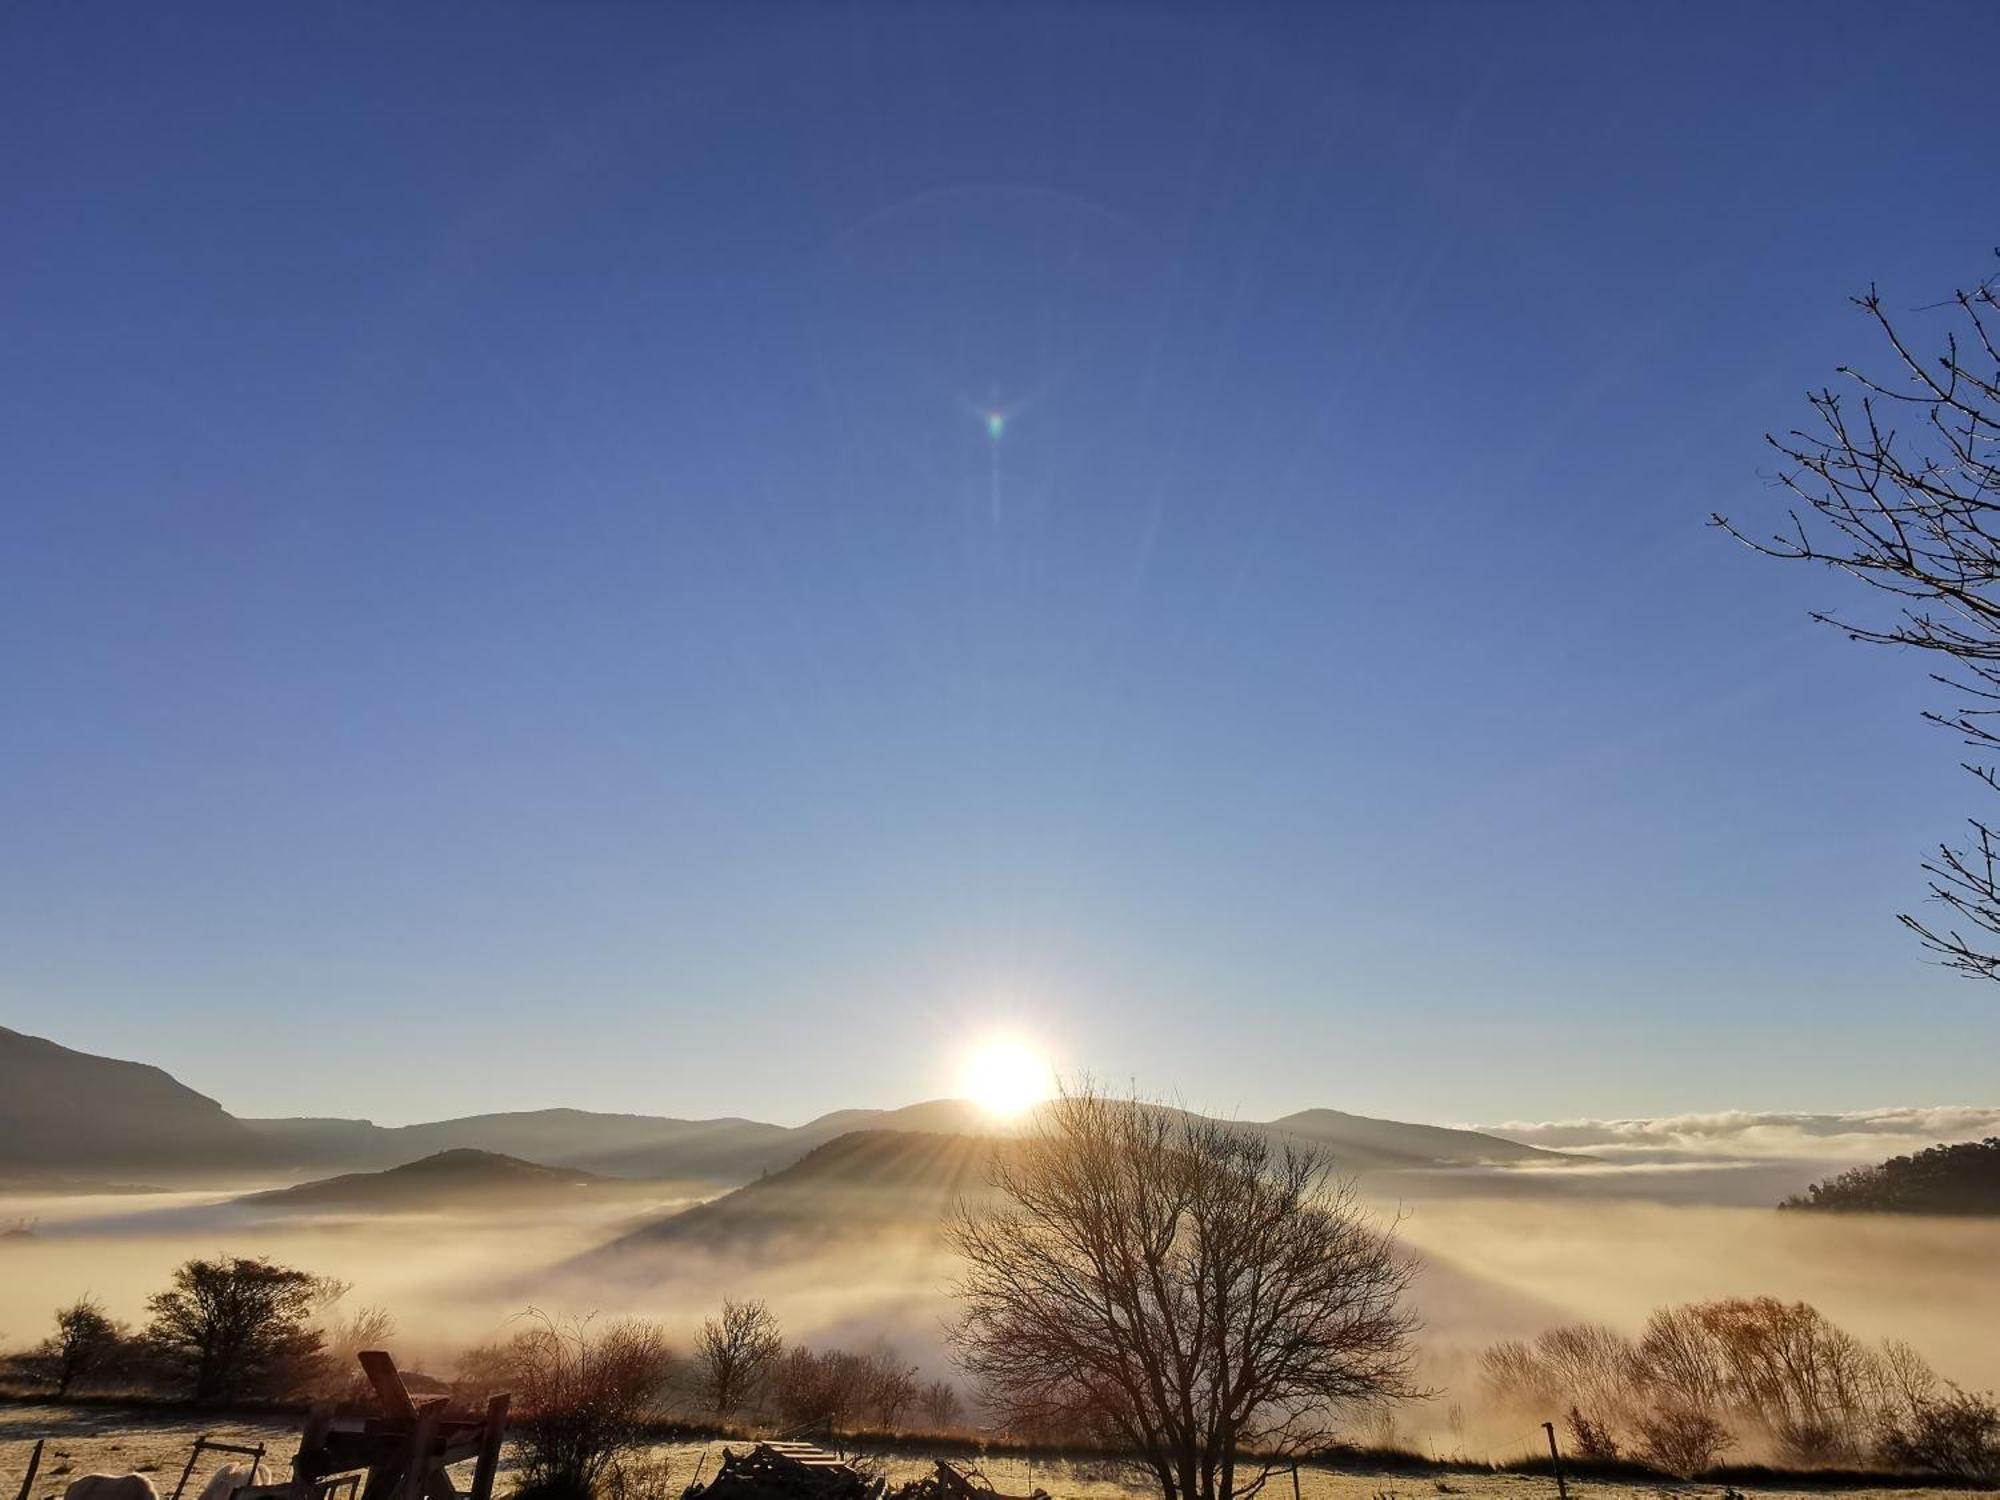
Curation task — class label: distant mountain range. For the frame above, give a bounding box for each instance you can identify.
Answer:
[0,1024,1577,1190]
[0,1023,269,1178]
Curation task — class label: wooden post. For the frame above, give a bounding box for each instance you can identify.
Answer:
[14,1439,44,1500]
[1290,1463,1301,1500]
[294,1405,335,1500]
[399,1403,445,1500]
[360,1352,420,1424]
[172,1438,212,1500]
[467,1394,510,1500]
[1542,1422,1568,1500]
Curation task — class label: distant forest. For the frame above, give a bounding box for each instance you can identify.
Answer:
[1782,1138,2000,1215]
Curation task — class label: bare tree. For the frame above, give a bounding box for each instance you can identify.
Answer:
[920,1379,962,1430]
[948,1087,1419,1500]
[1715,263,2000,978]
[29,1296,125,1397]
[861,1347,920,1429]
[693,1299,783,1420]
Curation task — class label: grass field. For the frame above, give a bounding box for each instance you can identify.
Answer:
[0,1405,1980,1500]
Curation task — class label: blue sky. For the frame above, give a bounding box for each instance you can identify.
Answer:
[5,2,1998,1127]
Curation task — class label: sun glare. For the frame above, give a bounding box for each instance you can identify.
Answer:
[960,1037,1053,1119]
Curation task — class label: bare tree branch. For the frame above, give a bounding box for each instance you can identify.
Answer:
[1713,255,2000,980]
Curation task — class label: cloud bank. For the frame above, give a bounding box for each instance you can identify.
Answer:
[1477,1105,2000,1164]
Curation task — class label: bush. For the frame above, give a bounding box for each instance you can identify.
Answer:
[27,1296,128,1397]
[1565,1405,1619,1461]
[1479,1297,1988,1474]
[767,1345,922,1434]
[1633,1405,1729,1477]
[144,1256,330,1401]
[1877,1385,2000,1484]
[920,1379,962,1429]
[771,1346,864,1432]
[493,1312,676,1500]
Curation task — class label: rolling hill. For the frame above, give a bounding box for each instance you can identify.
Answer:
[232,1148,641,1214]
[585,1129,998,1261]
[1270,1107,1566,1168]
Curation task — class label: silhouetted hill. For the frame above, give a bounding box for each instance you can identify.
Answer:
[1270,1107,1570,1168]
[0,1025,267,1178]
[1780,1137,2000,1215]
[579,1129,1000,1267]
[239,1099,993,1181]
[240,1108,798,1180]
[234,1148,650,1213]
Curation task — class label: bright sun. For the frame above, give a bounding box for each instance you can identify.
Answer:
[959,1038,1053,1119]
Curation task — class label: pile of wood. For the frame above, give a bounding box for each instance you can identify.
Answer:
[685,1445,885,1500]
[682,1446,1052,1500]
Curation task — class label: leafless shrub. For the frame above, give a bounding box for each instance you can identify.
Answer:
[1565,1405,1619,1461]
[1480,1324,1635,1444]
[492,1311,677,1500]
[1877,1382,2000,1483]
[1633,1405,1729,1478]
[760,1343,921,1433]
[1481,1297,1989,1475]
[314,1301,399,1402]
[602,1454,681,1500]
[919,1379,962,1430]
[26,1296,127,1397]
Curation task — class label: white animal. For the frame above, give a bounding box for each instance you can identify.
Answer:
[195,1462,270,1500]
[64,1476,161,1500]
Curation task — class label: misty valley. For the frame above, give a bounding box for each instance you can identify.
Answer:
[4,1025,1998,1500]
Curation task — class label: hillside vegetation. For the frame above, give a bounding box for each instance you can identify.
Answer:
[1781,1139,2000,1215]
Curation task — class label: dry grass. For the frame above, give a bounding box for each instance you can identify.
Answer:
[2,1407,1987,1500]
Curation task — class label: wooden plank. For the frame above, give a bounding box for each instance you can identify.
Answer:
[359,1352,419,1424]
[291,1407,336,1500]
[13,1439,43,1500]
[466,1395,509,1500]
[170,1436,212,1500]
[396,1405,444,1500]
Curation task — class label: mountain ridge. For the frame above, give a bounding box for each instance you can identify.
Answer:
[0,1023,1578,1190]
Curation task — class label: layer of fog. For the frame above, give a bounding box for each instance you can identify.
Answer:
[1480,1104,2000,1165]
[6,1172,1996,1463]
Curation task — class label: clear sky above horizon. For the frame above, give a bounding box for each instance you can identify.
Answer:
[6,2,2000,1128]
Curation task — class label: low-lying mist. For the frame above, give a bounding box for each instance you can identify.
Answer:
[5,1170,1995,1461]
